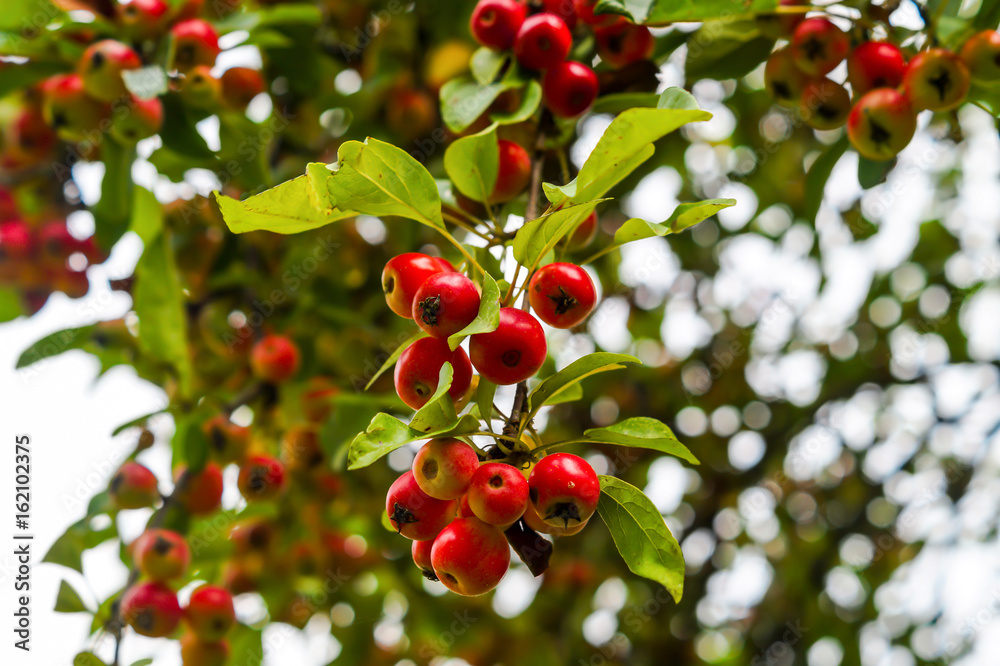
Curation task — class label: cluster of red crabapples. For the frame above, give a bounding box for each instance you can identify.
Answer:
[3,0,263,170]
[469,0,655,119]
[119,527,236,665]
[389,441,601,596]
[762,12,1000,161]
[0,187,105,312]
[382,251,598,407]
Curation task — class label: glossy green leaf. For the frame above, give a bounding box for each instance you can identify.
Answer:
[470,47,508,85]
[92,138,134,250]
[15,326,95,369]
[597,475,684,602]
[514,201,604,271]
[544,106,710,206]
[685,22,774,81]
[858,154,895,189]
[347,413,480,470]
[217,175,356,234]
[595,0,777,24]
[55,580,90,613]
[134,226,192,396]
[491,80,542,125]
[0,287,21,323]
[44,519,116,573]
[804,136,849,223]
[477,378,498,424]
[72,654,105,666]
[585,417,699,464]
[448,272,501,350]
[444,123,499,203]
[408,363,458,433]
[591,92,660,114]
[529,353,641,413]
[440,76,517,133]
[657,87,700,110]
[365,328,428,390]
[310,139,444,228]
[610,199,736,247]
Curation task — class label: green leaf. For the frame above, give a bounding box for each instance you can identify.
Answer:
[597,475,684,602]
[514,201,604,271]
[585,417,699,464]
[440,76,517,133]
[858,154,895,189]
[444,123,499,203]
[129,186,164,246]
[158,94,216,159]
[365,328,428,390]
[347,413,480,470]
[92,138,135,250]
[134,225,192,397]
[0,0,61,31]
[15,325,95,369]
[476,378,497,423]
[529,353,641,413]
[217,175,356,235]
[0,61,67,99]
[545,381,583,406]
[55,580,90,613]
[72,654,105,666]
[470,47,508,85]
[228,623,264,666]
[0,286,21,323]
[44,520,116,573]
[408,363,458,433]
[591,92,660,114]
[804,136,849,223]
[685,21,774,81]
[310,139,444,228]
[130,660,154,666]
[447,273,501,350]
[545,106,710,206]
[491,80,543,125]
[657,88,697,110]
[122,66,167,100]
[605,198,736,252]
[596,0,777,24]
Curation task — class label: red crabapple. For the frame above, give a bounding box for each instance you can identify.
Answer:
[394,337,473,409]
[790,17,849,76]
[847,41,907,96]
[250,334,300,383]
[594,22,654,69]
[491,139,532,203]
[468,463,529,526]
[179,633,229,666]
[470,0,527,51]
[847,88,916,161]
[412,539,437,580]
[412,272,481,339]
[110,461,160,509]
[469,307,546,385]
[134,528,190,580]
[513,13,572,70]
[413,437,481,500]
[78,40,143,102]
[543,61,599,118]
[382,252,456,318]
[175,462,224,515]
[184,584,235,641]
[528,452,600,528]
[171,19,221,70]
[431,517,511,596]
[528,262,597,329]
[120,581,182,637]
[237,455,286,501]
[386,471,458,541]
[903,48,971,112]
[961,30,1000,83]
